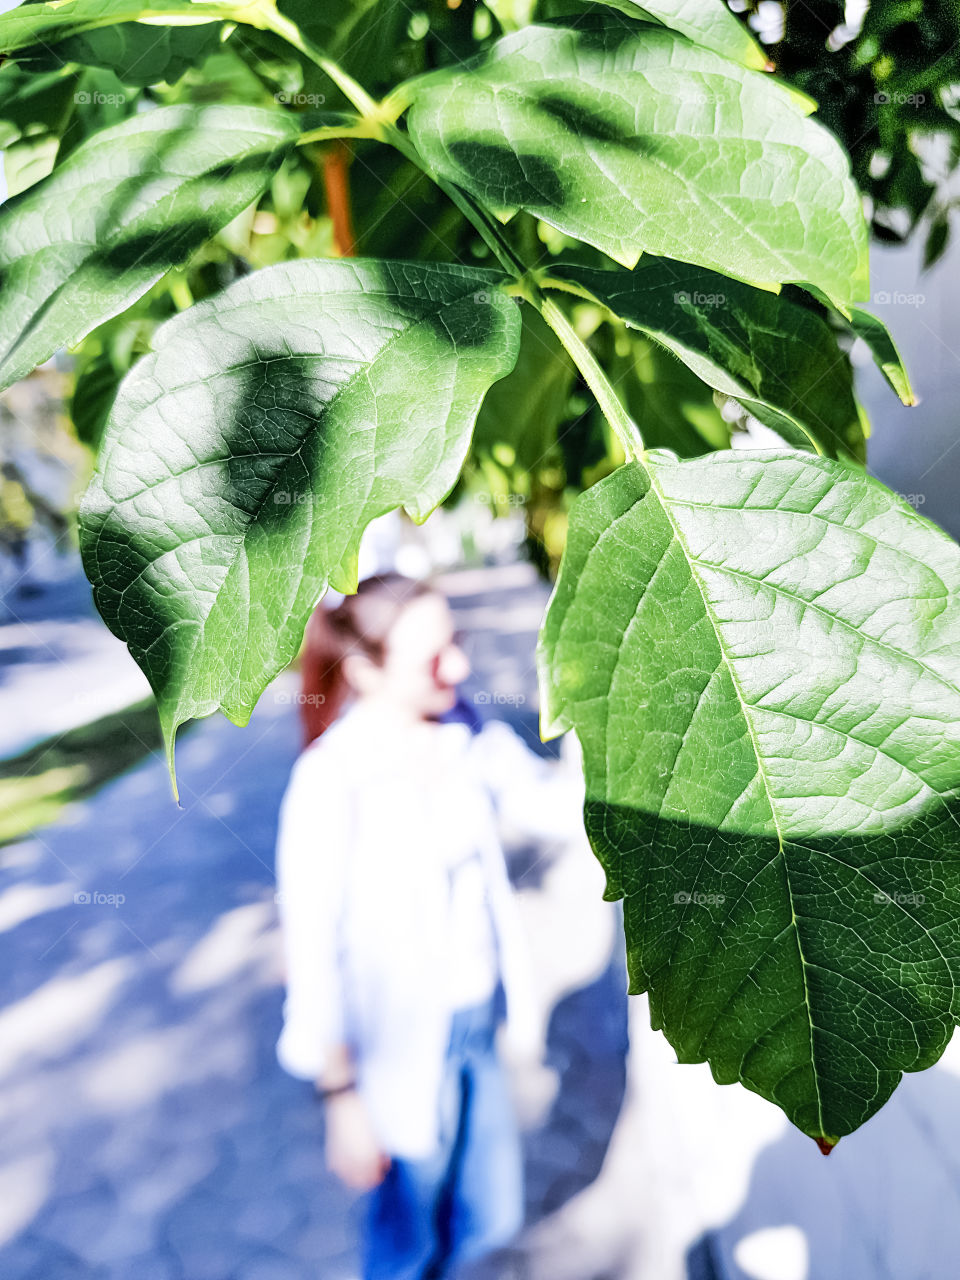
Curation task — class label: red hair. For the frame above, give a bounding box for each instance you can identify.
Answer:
[299,574,434,746]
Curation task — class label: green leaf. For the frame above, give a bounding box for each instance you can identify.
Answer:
[0,62,78,193]
[848,306,917,407]
[57,68,135,162]
[0,1,269,56]
[3,133,60,198]
[561,261,866,460]
[12,20,224,87]
[539,450,960,1145]
[0,103,298,393]
[0,62,78,150]
[79,258,520,784]
[924,210,950,270]
[601,0,768,70]
[406,19,869,304]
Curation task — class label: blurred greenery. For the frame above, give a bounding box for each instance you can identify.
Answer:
[1,0,957,573]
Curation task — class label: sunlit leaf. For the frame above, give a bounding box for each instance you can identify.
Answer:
[407,19,869,304]
[0,0,269,55]
[0,103,298,392]
[539,449,960,1146]
[79,258,521,783]
[601,0,767,70]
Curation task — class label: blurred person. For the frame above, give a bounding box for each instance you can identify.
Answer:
[274,574,581,1280]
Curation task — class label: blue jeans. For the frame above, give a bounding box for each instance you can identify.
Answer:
[363,992,523,1280]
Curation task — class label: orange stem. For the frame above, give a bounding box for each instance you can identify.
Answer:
[323,142,356,257]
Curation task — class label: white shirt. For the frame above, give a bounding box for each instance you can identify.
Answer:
[443,835,499,1010]
[274,703,582,1157]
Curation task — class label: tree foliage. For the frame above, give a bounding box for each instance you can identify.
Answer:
[2,0,959,1149]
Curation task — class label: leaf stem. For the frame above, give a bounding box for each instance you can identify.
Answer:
[539,296,645,461]
[296,121,383,145]
[259,8,383,121]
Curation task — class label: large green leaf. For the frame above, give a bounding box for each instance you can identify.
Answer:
[406,19,869,304]
[561,261,866,460]
[603,0,767,70]
[538,450,960,1146]
[79,258,520,782]
[0,1,269,55]
[0,103,298,393]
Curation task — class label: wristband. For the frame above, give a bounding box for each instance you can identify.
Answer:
[316,1080,357,1101]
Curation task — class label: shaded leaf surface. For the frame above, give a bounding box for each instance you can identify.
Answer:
[562,261,865,459]
[607,330,731,459]
[473,304,575,472]
[848,307,917,406]
[79,258,520,776]
[0,62,78,150]
[538,450,960,1144]
[0,103,298,392]
[12,20,223,86]
[407,19,868,303]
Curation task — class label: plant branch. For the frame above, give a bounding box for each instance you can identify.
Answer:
[260,8,382,120]
[323,142,357,257]
[539,295,645,461]
[296,121,383,145]
[261,15,640,453]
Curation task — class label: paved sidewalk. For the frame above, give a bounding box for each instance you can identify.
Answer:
[0,560,149,759]
[0,563,630,1279]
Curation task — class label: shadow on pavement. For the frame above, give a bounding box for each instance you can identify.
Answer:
[699,1060,960,1280]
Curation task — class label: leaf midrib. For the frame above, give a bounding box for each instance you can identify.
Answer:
[670,516,959,703]
[643,457,828,1139]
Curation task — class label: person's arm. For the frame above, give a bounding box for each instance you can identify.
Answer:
[471,718,585,843]
[275,752,350,1080]
[319,1045,390,1189]
[275,752,389,1189]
